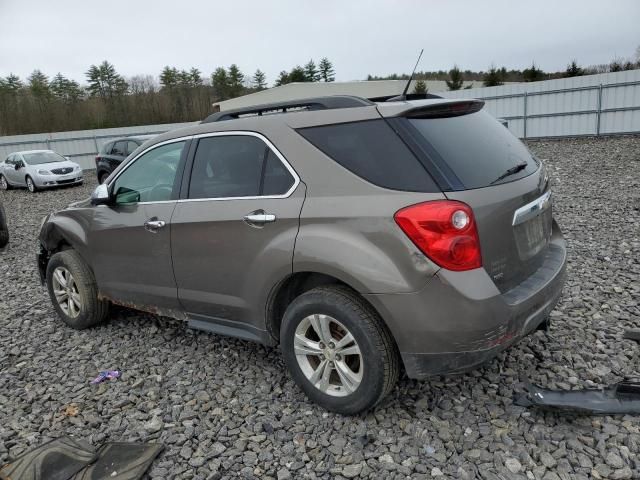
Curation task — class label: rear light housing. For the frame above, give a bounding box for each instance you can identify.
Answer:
[394,200,482,271]
[95,156,100,166]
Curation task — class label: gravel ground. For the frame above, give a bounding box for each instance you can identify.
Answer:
[1,135,639,480]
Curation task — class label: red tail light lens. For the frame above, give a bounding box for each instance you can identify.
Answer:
[394,200,482,271]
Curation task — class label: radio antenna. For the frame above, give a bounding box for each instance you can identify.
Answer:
[400,49,424,100]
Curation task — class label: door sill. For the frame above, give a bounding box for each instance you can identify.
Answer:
[187,313,276,346]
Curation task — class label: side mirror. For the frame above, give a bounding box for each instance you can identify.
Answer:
[91,183,111,206]
[14,162,23,170]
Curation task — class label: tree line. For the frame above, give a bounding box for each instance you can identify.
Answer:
[0,58,336,135]
[370,52,640,91]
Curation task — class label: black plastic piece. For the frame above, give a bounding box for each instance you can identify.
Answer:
[377,93,443,102]
[0,436,97,480]
[71,442,164,480]
[203,95,374,123]
[514,380,640,415]
[623,328,640,343]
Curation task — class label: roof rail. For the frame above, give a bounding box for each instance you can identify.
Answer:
[202,95,374,123]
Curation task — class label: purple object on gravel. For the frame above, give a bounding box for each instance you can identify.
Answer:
[91,370,121,384]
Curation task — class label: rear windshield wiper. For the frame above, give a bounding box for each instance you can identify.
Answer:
[489,162,528,185]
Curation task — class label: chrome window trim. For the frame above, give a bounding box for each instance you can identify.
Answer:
[512,190,552,226]
[107,131,300,205]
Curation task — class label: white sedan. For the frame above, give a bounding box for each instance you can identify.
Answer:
[0,150,83,192]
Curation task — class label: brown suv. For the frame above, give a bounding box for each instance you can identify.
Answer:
[38,96,566,414]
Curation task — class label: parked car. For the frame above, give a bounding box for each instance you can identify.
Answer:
[0,150,83,193]
[37,96,566,414]
[95,135,154,184]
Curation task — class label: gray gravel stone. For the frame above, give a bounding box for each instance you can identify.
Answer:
[0,136,639,478]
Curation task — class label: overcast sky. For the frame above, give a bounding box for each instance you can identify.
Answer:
[1,0,638,85]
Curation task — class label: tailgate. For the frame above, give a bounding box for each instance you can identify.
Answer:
[446,168,552,292]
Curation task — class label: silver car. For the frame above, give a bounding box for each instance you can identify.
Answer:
[0,150,83,193]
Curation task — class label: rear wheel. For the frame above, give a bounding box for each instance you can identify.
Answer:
[99,172,109,184]
[0,175,11,190]
[46,250,109,329]
[280,285,399,414]
[26,176,36,193]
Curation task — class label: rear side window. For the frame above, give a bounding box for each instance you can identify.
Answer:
[126,141,139,156]
[297,119,437,192]
[188,135,295,199]
[407,110,537,189]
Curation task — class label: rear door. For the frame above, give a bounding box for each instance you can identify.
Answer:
[392,107,550,292]
[89,139,189,311]
[170,132,304,338]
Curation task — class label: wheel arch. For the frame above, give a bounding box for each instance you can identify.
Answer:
[265,271,400,353]
[38,218,91,284]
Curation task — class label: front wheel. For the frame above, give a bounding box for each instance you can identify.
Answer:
[280,286,399,415]
[46,250,109,329]
[26,176,37,193]
[0,175,11,190]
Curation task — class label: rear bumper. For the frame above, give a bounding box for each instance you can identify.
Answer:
[364,222,567,379]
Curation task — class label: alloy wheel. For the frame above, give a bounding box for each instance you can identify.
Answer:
[0,176,7,190]
[51,267,82,318]
[294,314,363,397]
[26,177,35,192]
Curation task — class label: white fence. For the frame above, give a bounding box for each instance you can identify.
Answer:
[0,122,196,170]
[1,69,639,170]
[437,69,640,138]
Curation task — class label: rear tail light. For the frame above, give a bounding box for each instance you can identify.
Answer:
[394,200,482,271]
[95,156,99,166]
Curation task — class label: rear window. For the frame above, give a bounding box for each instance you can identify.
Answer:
[297,119,438,192]
[407,110,537,189]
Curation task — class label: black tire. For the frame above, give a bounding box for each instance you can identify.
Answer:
[280,285,399,415]
[46,250,109,329]
[0,174,11,190]
[99,172,109,184]
[0,203,8,249]
[26,176,37,193]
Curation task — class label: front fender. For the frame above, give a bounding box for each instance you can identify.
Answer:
[38,210,93,281]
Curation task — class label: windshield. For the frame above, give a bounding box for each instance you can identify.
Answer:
[408,110,537,189]
[23,151,66,165]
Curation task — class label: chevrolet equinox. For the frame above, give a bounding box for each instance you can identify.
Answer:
[38,96,567,414]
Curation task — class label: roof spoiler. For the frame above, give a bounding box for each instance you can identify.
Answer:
[401,100,484,119]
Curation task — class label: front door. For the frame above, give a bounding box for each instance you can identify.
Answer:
[89,140,188,313]
[171,133,304,335]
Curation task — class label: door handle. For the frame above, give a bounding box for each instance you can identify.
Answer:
[243,210,276,227]
[144,218,166,233]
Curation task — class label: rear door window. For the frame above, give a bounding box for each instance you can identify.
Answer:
[111,141,126,156]
[187,135,295,199]
[407,110,537,189]
[297,119,437,192]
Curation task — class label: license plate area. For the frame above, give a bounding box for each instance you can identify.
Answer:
[514,207,552,260]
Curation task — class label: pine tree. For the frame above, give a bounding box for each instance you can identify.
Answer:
[446,65,464,90]
[522,62,545,82]
[275,71,290,87]
[412,80,427,95]
[483,66,504,87]
[318,57,335,82]
[227,64,244,97]
[189,68,203,87]
[304,60,319,82]
[252,69,267,90]
[211,67,230,99]
[28,70,51,100]
[50,73,83,103]
[564,60,584,77]
[160,66,179,89]
[86,61,128,98]
[2,74,23,94]
[288,66,307,83]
